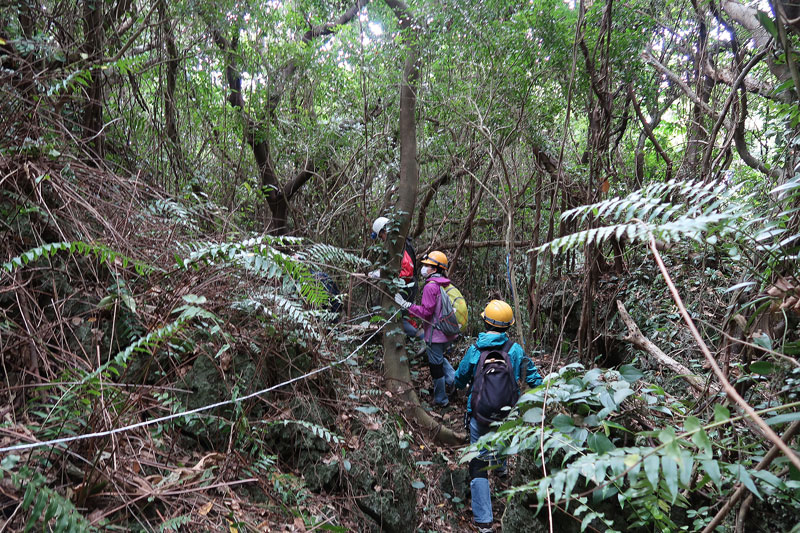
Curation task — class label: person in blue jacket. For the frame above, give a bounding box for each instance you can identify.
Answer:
[454,299,543,533]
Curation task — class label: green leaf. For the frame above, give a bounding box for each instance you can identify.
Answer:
[684,416,701,433]
[120,292,137,313]
[1,454,20,470]
[714,405,730,424]
[735,465,762,500]
[21,482,35,510]
[644,454,660,489]
[692,429,713,459]
[523,407,543,424]
[702,459,722,488]
[752,469,785,490]
[764,412,800,426]
[43,500,58,523]
[411,481,425,489]
[749,361,775,375]
[751,333,772,351]
[182,294,207,304]
[658,427,676,445]
[552,414,575,433]
[755,10,778,39]
[662,455,679,503]
[619,364,643,382]
[587,433,615,454]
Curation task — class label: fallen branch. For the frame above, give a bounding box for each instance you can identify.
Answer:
[616,300,714,395]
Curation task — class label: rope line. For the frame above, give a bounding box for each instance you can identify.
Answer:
[0,311,399,454]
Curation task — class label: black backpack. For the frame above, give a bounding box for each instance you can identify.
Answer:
[470,340,519,425]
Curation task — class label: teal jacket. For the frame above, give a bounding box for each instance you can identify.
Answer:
[454,332,543,414]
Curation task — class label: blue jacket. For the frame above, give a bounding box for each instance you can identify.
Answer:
[454,332,543,414]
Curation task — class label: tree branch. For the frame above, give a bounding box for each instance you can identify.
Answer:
[648,234,800,473]
[616,300,713,395]
[628,85,673,181]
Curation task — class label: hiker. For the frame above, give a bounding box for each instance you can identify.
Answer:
[369,216,422,338]
[290,254,341,319]
[454,299,543,533]
[311,269,342,317]
[393,251,459,407]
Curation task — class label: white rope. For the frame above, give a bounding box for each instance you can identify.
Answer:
[0,311,399,454]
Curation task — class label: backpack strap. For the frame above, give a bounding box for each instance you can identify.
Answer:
[424,281,442,343]
[476,339,513,368]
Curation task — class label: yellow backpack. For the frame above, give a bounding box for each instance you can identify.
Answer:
[444,284,468,331]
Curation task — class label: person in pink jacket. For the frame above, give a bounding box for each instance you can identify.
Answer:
[394,251,457,407]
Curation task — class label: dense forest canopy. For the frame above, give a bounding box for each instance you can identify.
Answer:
[2,0,800,531]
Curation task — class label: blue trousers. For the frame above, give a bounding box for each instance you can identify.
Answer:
[469,416,506,525]
[428,341,455,406]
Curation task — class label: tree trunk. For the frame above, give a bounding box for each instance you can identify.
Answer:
[159,0,187,187]
[82,0,104,160]
[382,0,463,446]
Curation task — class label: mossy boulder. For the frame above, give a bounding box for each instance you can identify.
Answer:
[347,423,418,533]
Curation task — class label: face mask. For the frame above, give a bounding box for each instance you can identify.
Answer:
[421,266,433,277]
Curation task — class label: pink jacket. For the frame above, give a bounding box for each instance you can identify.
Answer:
[408,276,458,344]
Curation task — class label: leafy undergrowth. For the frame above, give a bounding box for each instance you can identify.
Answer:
[3,156,800,533]
[0,154,528,533]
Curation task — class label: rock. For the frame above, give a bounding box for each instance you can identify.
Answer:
[347,424,418,533]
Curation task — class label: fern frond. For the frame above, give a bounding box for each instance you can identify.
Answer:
[298,243,371,270]
[0,460,94,533]
[147,198,201,232]
[2,241,155,275]
[239,293,322,341]
[158,514,192,532]
[269,420,342,445]
[81,302,220,384]
[537,178,749,255]
[177,235,302,269]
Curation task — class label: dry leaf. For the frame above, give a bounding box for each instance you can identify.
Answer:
[293,516,307,531]
[198,501,213,516]
[220,351,233,371]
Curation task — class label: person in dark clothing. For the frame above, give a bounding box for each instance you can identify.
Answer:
[369,216,422,338]
[311,269,342,316]
[454,299,543,532]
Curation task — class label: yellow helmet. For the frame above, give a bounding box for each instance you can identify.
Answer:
[482,300,514,328]
[421,250,448,270]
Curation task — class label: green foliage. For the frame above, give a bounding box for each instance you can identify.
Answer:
[467,364,800,532]
[158,514,192,532]
[180,235,358,339]
[147,198,202,233]
[269,419,343,446]
[537,178,748,255]
[83,295,220,383]
[2,240,155,275]
[0,456,94,532]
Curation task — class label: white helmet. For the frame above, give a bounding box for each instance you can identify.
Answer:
[371,216,390,238]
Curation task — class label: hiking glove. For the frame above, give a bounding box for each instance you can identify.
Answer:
[394,293,411,309]
[368,269,381,279]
